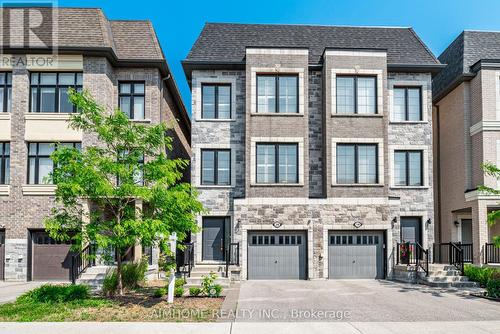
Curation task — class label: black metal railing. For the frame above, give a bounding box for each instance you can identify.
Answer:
[177,242,194,278]
[433,242,473,266]
[396,242,429,276]
[485,243,500,264]
[449,242,464,275]
[70,243,96,284]
[225,242,240,278]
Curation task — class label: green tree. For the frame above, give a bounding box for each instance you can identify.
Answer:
[44,90,203,295]
[479,162,500,247]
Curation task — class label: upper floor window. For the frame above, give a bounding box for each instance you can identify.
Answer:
[201,149,231,185]
[257,74,298,113]
[117,151,144,186]
[0,142,9,184]
[30,72,83,113]
[337,144,378,184]
[119,82,145,120]
[394,150,423,186]
[393,87,422,121]
[202,84,231,119]
[28,142,81,184]
[336,76,377,114]
[256,143,298,184]
[0,73,12,113]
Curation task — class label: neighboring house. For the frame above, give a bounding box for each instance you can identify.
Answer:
[433,31,500,265]
[0,7,191,281]
[183,23,442,280]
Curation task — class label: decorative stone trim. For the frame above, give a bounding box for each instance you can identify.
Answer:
[387,79,429,123]
[22,184,57,196]
[330,68,384,116]
[388,144,430,188]
[0,113,10,140]
[465,190,500,202]
[324,50,387,58]
[192,76,237,121]
[241,224,314,280]
[470,120,500,136]
[250,67,305,115]
[331,137,384,186]
[192,143,237,187]
[234,197,394,206]
[246,48,309,56]
[0,185,9,196]
[250,137,305,186]
[24,113,83,141]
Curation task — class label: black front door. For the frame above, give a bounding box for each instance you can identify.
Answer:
[202,217,226,261]
[401,217,422,245]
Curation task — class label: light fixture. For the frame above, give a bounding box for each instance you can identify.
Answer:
[453,220,459,227]
[427,218,432,225]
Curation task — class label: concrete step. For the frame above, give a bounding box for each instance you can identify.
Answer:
[428,270,462,277]
[427,264,458,271]
[422,276,471,283]
[420,280,480,288]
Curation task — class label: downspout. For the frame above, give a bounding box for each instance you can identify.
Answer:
[160,73,172,124]
[436,105,442,244]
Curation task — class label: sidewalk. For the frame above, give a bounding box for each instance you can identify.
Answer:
[1,321,499,334]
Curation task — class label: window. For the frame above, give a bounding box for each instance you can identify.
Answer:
[336,76,377,114]
[336,144,378,184]
[393,87,422,121]
[119,82,145,120]
[257,74,298,113]
[201,149,231,185]
[28,142,81,184]
[202,84,231,119]
[0,73,12,112]
[30,72,83,113]
[0,143,9,184]
[117,151,145,186]
[256,143,298,184]
[394,150,423,186]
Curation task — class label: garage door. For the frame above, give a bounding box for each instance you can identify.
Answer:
[328,231,384,279]
[32,232,73,281]
[248,231,307,280]
[0,231,4,280]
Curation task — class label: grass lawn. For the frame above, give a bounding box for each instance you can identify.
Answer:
[0,284,224,322]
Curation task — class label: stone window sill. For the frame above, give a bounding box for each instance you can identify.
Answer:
[331,114,383,118]
[25,113,72,120]
[195,118,236,122]
[22,184,57,196]
[331,183,384,187]
[0,185,10,196]
[196,185,234,189]
[389,121,428,125]
[251,183,304,187]
[0,113,11,120]
[130,119,151,124]
[390,186,429,190]
[250,113,304,117]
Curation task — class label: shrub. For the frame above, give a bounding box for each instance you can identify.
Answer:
[153,288,167,298]
[174,286,184,297]
[464,265,500,287]
[201,272,223,297]
[486,272,500,299]
[207,284,223,298]
[189,287,202,297]
[175,277,186,288]
[18,284,90,303]
[102,268,118,296]
[121,257,148,289]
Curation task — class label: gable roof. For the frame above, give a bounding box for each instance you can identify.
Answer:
[434,30,500,102]
[183,23,441,79]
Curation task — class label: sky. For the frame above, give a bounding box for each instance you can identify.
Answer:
[55,0,500,115]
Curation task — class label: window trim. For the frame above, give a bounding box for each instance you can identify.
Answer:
[336,75,378,115]
[256,74,299,114]
[0,142,9,184]
[200,149,232,186]
[394,150,424,187]
[27,142,80,184]
[0,72,12,113]
[29,72,83,113]
[393,86,423,122]
[118,81,146,120]
[336,143,379,184]
[255,142,299,184]
[201,83,232,119]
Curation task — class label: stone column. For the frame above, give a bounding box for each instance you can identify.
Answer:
[471,200,489,264]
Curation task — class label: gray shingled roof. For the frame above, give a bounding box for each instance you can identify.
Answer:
[185,23,440,65]
[434,31,500,101]
[0,7,164,60]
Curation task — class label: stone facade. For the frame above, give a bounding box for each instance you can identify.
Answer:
[191,48,435,280]
[0,56,190,281]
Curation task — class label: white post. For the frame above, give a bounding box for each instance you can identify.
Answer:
[167,232,177,304]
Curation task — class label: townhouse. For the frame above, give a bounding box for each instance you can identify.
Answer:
[433,31,500,265]
[183,23,442,280]
[0,7,191,281]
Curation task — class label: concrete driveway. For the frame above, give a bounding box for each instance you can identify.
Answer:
[0,281,48,304]
[234,280,500,322]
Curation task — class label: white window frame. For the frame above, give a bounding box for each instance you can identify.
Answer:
[250,137,304,186]
[388,80,429,123]
[193,77,237,122]
[388,144,429,189]
[331,137,384,186]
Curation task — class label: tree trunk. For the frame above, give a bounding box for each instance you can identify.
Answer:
[117,250,123,295]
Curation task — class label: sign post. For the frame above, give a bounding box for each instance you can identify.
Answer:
[167,232,177,304]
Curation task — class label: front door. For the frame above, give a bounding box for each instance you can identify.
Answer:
[202,217,226,261]
[461,219,473,244]
[401,217,422,244]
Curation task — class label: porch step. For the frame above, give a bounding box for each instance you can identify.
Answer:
[428,270,462,277]
[427,264,457,271]
[76,265,113,290]
[418,263,480,289]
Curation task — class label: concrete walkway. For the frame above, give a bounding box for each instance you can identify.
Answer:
[0,321,499,334]
[0,281,50,304]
